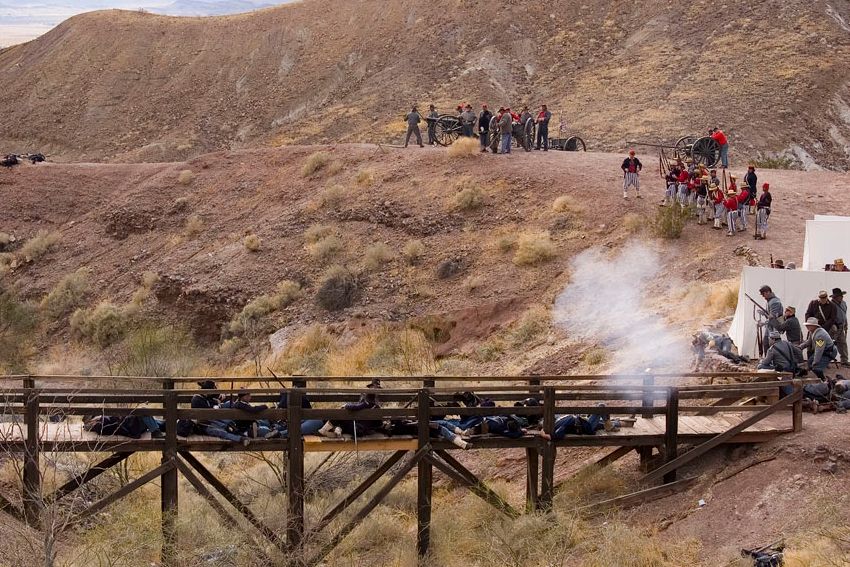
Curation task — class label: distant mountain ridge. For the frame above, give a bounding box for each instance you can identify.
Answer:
[1,0,849,168]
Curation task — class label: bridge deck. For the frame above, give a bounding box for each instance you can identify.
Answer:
[0,413,790,452]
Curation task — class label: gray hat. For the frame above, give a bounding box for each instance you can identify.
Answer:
[804,317,820,327]
[769,330,781,340]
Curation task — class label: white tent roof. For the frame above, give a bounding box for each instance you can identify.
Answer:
[802,217,850,271]
[728,266,850,358]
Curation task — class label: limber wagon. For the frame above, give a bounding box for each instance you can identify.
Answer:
[427,113,586,153]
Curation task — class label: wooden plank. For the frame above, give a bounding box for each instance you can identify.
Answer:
[540,387,556,511]
[425,453,520,519]
[304,437,418,453]
[161,391,179,567]
[525,448,539,512]
[644,391,801,483]
[23,391,40,526]
[577,477,699,515]
[67,460,175,528]
[792,379,803,432]
[316,450,407,533]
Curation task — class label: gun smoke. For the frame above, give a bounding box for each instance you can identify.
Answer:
[553,242,692,375]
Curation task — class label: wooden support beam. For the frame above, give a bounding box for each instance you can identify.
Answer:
[525,447,539,512]
[0,491,25,523]
[425,453,520,519]
[577,477,698,515]
[540,386,556,510]
[664,388,679,484]
[179,451,286,550]
[308,446,428,567]
[45,452,132,505]
[316,450,407,533]
[644,390,801,483]
[792,379,803,433]
[68,460,175,529]
[161,390,178,567]
[23,390,40,526]
[694,397,747,415]
[416,389,432,558]
[286,389,305,551]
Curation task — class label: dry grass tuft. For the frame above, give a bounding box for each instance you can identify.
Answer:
[243,233,262,252]
[452,178,485,211]
[552,195,583,214]
[496,235,515,253]
[70,301,130,347]
[447,136,480,158]
[326,160,344,176]
[363,243,394,271]
[354,168,375,187]
[183,214,204,238]
[308,234,344,264]
[304,223,334,244]
[229,280,303,335]
[464,275,484,293]
[177,169,194,185]
[313,184,347,210]
[402,239,425,265]
[301,151,331,177]
[271,324,335,375]
[41,267,90,319]
[316,265,358,311]
[582,523,701,567]
[513,231,556,266]
[20,230,60,262]
[583,346,607,366]
[509,306,550,346]
[130,271,159,307]
[623,212,644,233]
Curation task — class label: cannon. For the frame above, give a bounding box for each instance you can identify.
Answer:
[426,114,466,147]
[488,115,536,152]
[631,135,721,167]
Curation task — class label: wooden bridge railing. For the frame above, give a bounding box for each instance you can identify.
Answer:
[0,373,802,566]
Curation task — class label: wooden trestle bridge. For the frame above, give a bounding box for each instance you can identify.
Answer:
[0,373,803,566]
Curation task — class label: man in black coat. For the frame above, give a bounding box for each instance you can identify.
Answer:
[478,104,493,153]
[805,291,837,332]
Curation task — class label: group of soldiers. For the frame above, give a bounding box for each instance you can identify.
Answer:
[659,160,773,239]
[403,103,553,153]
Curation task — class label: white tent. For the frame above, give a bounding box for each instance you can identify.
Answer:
[728,266,850,358]
[802,217,850,271]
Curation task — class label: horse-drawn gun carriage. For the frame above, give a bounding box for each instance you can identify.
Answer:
[631,135,721,168]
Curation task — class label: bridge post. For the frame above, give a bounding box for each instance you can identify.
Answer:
[23,389,40,526]
[792,379,803,433]
[663,388,679,484]
[161,389,178,566]
[540,386,556,510]
[416,389,432,557]
[291,375,307,388]
[642,374,655,419]
[286,388,305,550]
[525,448,539,512]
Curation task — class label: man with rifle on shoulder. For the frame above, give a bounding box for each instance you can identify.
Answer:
[744,285,784,356]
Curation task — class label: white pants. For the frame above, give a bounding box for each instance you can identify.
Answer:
[623,172,640,195]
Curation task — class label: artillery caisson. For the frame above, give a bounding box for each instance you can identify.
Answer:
[632,135,721,167]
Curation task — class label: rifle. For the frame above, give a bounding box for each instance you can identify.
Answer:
[745,293,770,318]
[770,254,775,269]
[265,368,288,389]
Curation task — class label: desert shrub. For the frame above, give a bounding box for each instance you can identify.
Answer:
[402,239,425,265]
[177,170,194,185]
[354,169,375,187]
[219,337,244,356]
[308,234,343,264]
[316,265,358,311]
[40,267,90,319]
[172,196,190,212]
[70,302,130,348]
[20,230,60,262]
[751,155,797,170]
[243,233,261,252]
[0,232,11,250]
[552,195,583,214]
[304,223,334,244]
[513,231,556,266]
[326,160,344,176]
[652,205,687,239]
[475,339,505,362]
[496,235,515,253]
[436,258,463,279]
[271,324,335,375]
[130,271,159,308]
[275,280,303,307]
[583,346,607,366]
[301,151,331,177]
[363,243,394,271]
[315,184,347,210]
[583,523,701,567]
[326,326,436,376]
[184,214,204,238]
[452,178,484,211]
[229,280,302,335]
[0,288,38,372]
[116,324,196,377]
[464,275,484,293]
[509,306,550,346]
[447,136,480,158]
[622,212,643,233]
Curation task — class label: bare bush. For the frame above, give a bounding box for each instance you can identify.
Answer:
[509,306,550,346]
[363,243,394,271]
[20,230,60,263]
[304,223,334,244]
[402,239,425,265]
[0,288,38,372]
[177,169,195,185]
[447,136,480,158]
[314,184,347,210]
[70,301,130,348]
[183,214,204,238]
[552,195,583,214]
[513,231,556,266]
[308,235,344,264]
[116,324,196,377]
[40,267,90,319]
[452,178,485,211]
[354,169,375,187]
[243,233,262,252]
[301,151,331,177]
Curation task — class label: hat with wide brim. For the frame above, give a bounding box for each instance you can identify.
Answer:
[832,288,847,297]
[804,317,820,327]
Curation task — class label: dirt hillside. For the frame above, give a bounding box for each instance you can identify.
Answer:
[1,0,850,167]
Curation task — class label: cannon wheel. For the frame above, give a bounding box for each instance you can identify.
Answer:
[564,136,586,151]
[520,117,534,151]
[434,114,461,147]
[675,135,698,153]
[488,116,501,153]
[691,136,721,167]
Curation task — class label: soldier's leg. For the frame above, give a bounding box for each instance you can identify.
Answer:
[404,125,413,147]
[414,126,423,147]
[837,328,849,364]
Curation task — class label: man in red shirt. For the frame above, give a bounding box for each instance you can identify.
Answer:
[711,127,729,169]
[723,188,739,236]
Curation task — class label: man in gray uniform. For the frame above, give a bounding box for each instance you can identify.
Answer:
[800,317,838,381]
[758,330,803,374]
[830,288,848,366]
[404,106,424,148]
[499,108,513,154]
[426,104,438,146]
[460,104,477,137]
[774,306,803,345]
[759,285,784,349]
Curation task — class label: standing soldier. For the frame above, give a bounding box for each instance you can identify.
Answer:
[499,107,513,154]
[711,127,730,168]
[460,104,476,137]
[755,183,771,240]
[744,165,758,198]
[426,104,438,146]
[723,188,739,236]
[520,106,533,126]
[830,288,849,367]
[404,105,424,148]
[736,183,750,232]
[478,104,492,152]
[621,149,642,199]
[535,104,552,150]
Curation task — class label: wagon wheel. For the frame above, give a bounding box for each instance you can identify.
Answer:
[434,115,461,147]
[488,116,500,153]
[564,136,586,152]
[522,118,534,151]
[691,136,721,167]
[675,135,698,152]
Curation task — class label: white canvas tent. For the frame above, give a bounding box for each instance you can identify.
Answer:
[728,266,850,358]
[802,216,850,271]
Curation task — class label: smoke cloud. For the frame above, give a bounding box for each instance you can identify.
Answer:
[553,242,692,374]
